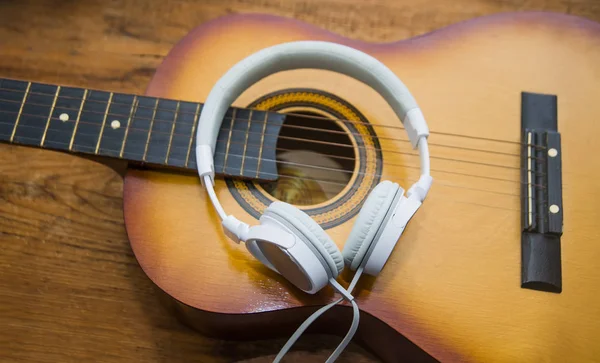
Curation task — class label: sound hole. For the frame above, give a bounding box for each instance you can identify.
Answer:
[260,112,356,205]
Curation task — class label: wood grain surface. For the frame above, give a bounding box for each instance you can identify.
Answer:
[1,1,599,362]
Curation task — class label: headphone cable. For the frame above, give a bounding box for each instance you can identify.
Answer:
[273,267,365,362]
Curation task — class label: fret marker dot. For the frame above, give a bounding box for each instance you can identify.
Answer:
[111,120,121,129]
[549,204,560,214]
[548,148,558,157]
[59,113,69,122]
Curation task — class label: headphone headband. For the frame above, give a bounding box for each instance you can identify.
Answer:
[196,41,432,220]
[196,41,429,173]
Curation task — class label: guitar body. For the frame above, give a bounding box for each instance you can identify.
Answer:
[124,12,600,362]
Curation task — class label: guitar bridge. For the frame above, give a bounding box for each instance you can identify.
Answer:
[520,92,563,293]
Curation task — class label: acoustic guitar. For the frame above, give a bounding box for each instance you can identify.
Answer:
[1,11,599,362]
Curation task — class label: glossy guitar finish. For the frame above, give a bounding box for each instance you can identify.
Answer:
[124,12,600,362]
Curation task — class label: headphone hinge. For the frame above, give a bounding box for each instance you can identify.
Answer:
[196,145,215,185]
[404,108,430,149]
[222,215,250,243]
[407,175,433,202]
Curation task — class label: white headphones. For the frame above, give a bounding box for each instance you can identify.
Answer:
[196,41,432,361]
[196,41,432,298]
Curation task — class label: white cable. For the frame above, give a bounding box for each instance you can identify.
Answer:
[273,297,344,363]
[329,279,354,302]
[347,266,364,293]
[325,300,360,363]
[324,267,364,362]
[273,268,365,362]
[203,175,227,221]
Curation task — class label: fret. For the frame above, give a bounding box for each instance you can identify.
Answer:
[167,101,197,168]
[94,92,113,154]
[145,99,176,164]
[220,108,237,174]
[185,102,201,169]
[154,99,179,122]
[72,89,110,153]
[69,89,88,150]
[142,98,159,162]
[224,108,247,176]
[122,96,154,161]
[213,108,231,173]
[256,111,269,178]
[119,95,137,158]
[242,110,266,178]
[45,86,86,151]
[9,82,31,142]
[240,109,253,176]
[165,101,180,164]
[258,112,286,179]
[13,83,58,145]
[99,93,135,157]
[40,86,61,146]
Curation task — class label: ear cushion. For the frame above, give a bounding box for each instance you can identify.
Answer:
[264,201,344,276]
[342,181,399,270]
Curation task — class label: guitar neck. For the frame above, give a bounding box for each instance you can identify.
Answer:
[0,78,284,181]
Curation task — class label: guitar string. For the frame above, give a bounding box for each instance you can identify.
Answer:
[0,86,550,194]
[0,94,535,157]
[0,117,549,189]
[264,123,523,157]
[216,139,541,186]
[2,132,538,216]
[0,173,528,219]
[208,135,546,189]
[1,128,546,199]
[0,118,545,189]
[0,119,549,190]
[0,87,546,150]
[0,111,548,176]
[1,136,553,230]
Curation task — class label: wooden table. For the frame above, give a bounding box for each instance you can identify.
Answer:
[1,1,598,362]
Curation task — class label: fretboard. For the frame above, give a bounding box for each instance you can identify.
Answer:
[0,78,285,181]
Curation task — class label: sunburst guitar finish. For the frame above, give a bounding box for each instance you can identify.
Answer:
[124,12,600,362]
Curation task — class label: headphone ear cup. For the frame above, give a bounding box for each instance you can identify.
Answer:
[264,202,344,277]
[342,181,399,271]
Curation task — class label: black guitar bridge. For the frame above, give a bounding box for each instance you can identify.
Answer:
[520,92,563,293]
